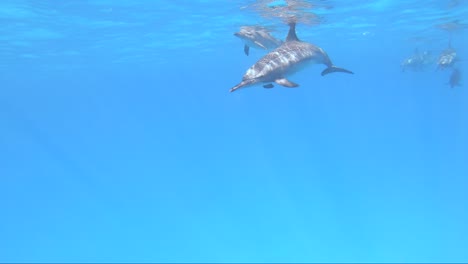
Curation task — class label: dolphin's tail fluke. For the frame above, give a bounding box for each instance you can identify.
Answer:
[321,66,354,76]
[229,79,256,93]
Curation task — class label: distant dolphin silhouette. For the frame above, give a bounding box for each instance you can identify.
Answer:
[229,22,353,92]
[401,48,433,72]
[448,68,462,88]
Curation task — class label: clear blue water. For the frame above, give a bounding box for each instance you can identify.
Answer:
[1,0,468,262]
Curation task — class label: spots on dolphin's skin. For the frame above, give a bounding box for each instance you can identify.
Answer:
[245,41,323,81]
[401,50,434,72]
[437,48,457,70]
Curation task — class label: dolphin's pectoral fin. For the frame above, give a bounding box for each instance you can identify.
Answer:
[244,45,250,56]
[263,83,274,88]
[275,78,299,88]
[254,41,267,49]
[321,66,354,76]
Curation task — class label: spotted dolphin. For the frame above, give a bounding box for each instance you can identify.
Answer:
[438,47,457,70]
[401,48,433,72]
[437,39,458,70]
[229,22,353,93]
[234,26,283,56]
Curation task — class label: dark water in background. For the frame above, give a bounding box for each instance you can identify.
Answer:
[1,0,467,262]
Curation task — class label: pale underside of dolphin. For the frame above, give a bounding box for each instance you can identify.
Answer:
[229,22,354,93]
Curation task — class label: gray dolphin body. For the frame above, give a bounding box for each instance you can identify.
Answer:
[234,26,283,56]
[437,42,458,70]
[449,68,462,88]
[229,23,353,93]
[401,49,433,72]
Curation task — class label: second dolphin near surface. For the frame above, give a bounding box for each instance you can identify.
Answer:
[229,22,354,93]
[234,26,283,56]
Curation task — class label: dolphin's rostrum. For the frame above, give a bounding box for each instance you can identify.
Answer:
[229,22,353,93]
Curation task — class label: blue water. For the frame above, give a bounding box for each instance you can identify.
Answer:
[1,0,467,262]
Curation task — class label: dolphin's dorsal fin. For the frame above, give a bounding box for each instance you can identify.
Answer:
[286,22,299,42]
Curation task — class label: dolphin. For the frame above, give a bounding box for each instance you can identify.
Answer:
[234,26,283,56]
[448,68,462,88]
[437,39,458,70]
[401,48,433,72]
[229,22,353,93]
[437,47,457,70]
[436,19,467,32]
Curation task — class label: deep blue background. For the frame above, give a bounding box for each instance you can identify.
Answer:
[1,0,467,262]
